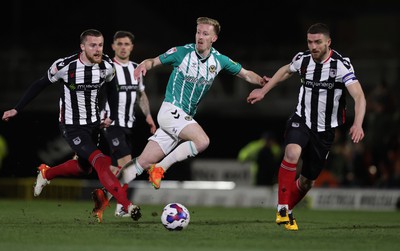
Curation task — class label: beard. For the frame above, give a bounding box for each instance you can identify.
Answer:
[87,53,103,64]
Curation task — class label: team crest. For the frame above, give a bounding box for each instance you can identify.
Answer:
[185,116,193,121]
[112,138,120,146]
[100,69,107,78]
[329,69,337,78]
[73,136,81,145]
[209,65,216,73]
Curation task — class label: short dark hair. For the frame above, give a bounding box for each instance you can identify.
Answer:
[80,29,103,44]
[113,31,135,44]
[307,23,330,38]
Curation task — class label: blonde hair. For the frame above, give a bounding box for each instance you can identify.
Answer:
[197,17,221,35]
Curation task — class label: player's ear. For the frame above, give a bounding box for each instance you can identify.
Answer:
[212,34,218,43]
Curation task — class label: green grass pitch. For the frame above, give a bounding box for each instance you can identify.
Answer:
[0,199,399,251]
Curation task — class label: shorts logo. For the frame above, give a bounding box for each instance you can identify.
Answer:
[112,138,120,146]
[185,116,192,121]
[291,122,300,128]
[73,137,81,145]
[171,109,180,119]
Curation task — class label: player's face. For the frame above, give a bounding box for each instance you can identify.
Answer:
[195,23,218,55]
[112,37,133,61]
[81,35,104,64]
[307,33,331,63]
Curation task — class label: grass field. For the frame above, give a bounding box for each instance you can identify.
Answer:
[0,199,399,251]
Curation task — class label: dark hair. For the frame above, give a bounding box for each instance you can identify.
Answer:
[80,29,103,44]
[113,31,135,44]
[307,23,330,38]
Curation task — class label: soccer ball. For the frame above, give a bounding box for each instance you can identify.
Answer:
[161,203,190,231]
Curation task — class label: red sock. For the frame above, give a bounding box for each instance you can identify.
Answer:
[288,179,308,210]
[89,150,131,209]
[45,159,83,180]
[278,160,297,205]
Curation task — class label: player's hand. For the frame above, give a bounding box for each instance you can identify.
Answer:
[247,89,265,104]
[260,76,270,87]
[2,109,18,122]
[146,116,157,134]
[349,124,364,143]
[101,118,113,128]
[134,64,146,80]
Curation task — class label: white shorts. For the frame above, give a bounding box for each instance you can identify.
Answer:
[149,102,197,154]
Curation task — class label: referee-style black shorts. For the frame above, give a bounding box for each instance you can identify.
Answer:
[283,114,335,180]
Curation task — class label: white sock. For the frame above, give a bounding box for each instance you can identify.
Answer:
[277,204,289,212]
[158,141,198,172]
[120,158,143,184]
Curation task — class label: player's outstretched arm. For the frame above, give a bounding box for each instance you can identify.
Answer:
[133,57,162,80]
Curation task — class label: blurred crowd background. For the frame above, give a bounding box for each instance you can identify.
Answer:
[0,1,399,188]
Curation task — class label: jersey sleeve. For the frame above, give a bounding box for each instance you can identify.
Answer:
[104,56,116,82]
[288,52,303,73]
[47,58,67,83]
[159,46,183,65]
[219,54,242,75]
[338,57,357,86]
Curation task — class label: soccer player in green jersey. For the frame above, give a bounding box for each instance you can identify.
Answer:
[91,16,269,219]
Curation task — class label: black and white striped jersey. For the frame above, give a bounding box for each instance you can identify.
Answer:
[47,52,115,125]
[289,49,358,132]
[101,59,144,128]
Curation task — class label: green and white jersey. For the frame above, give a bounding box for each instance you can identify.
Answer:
[159,43,242,117]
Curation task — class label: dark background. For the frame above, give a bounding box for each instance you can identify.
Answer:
[0,1,399,185]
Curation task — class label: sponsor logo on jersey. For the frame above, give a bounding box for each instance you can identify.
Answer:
[304,80,334,89]
[185,116,193,121]
[119,85,139,92]
[68,83,77,91]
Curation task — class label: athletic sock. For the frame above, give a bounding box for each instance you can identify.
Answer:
[45,159,84,180]
[158,141,198,171]
[278,160,297,205]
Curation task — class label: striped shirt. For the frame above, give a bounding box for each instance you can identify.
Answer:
[47,52,115,125]
[102,59,144,128]
[289,49,358,132]
[159,43,242,117]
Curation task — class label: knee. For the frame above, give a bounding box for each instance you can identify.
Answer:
[299,176,314,191]
[76,158,93,175]
[284,144,301,163]
[194,135,210,153]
